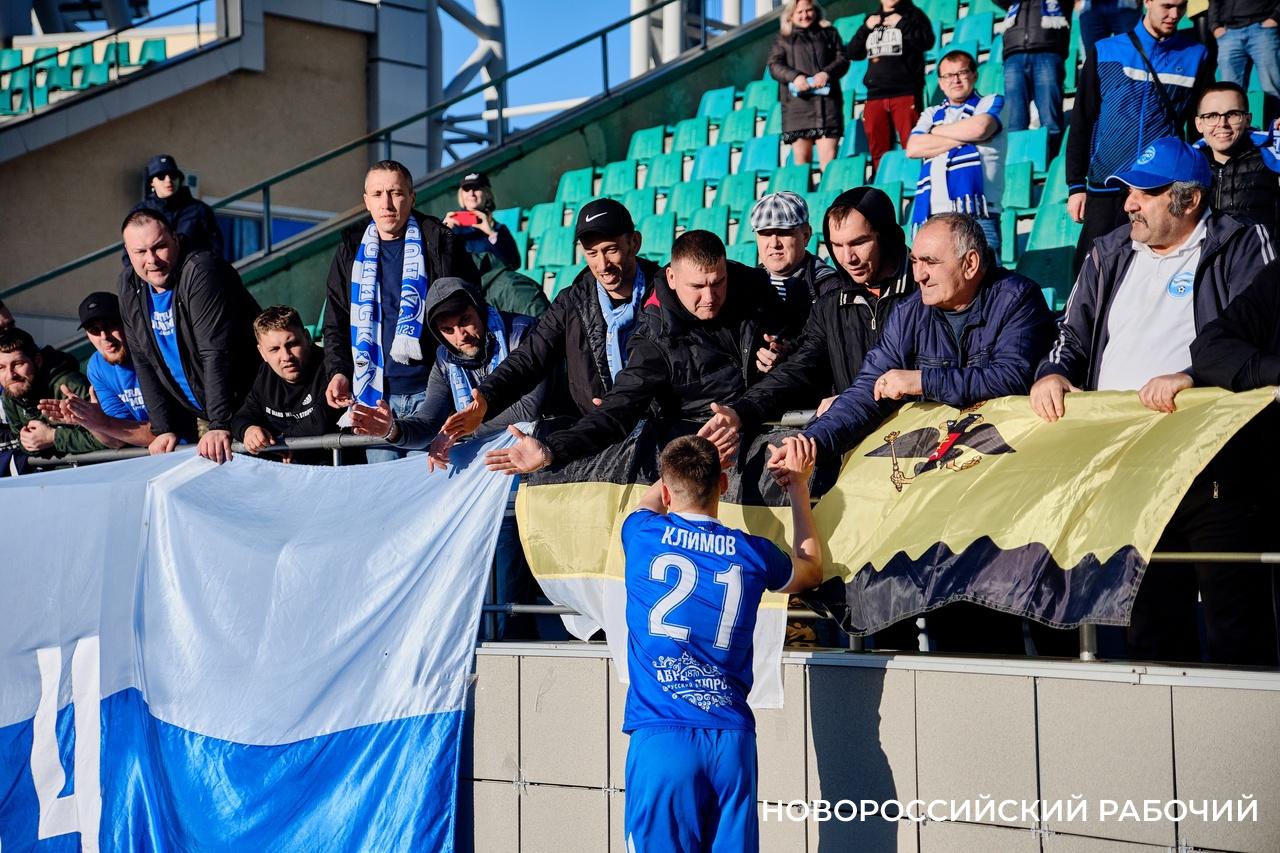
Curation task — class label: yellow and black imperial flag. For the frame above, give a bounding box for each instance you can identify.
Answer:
[517,388,1275,645]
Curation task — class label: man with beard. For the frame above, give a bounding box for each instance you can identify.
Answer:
[0,327,104,456]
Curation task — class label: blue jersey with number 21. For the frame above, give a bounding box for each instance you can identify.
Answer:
[621,508,792,734]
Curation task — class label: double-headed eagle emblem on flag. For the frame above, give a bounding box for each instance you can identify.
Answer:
[865,404,1015,492]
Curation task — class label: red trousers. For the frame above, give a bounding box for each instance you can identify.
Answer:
[863,94,920,171]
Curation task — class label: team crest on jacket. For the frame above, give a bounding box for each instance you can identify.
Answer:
[865,404,1015,492]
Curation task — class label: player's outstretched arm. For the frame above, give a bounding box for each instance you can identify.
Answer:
[768,435,823,593]
[636,478,665,514]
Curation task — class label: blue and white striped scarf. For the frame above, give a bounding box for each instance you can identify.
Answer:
[348,216,429,408]
[596,267,647,381]
[445,306,509,412]
[911,95,992,234]
[1004,0,1069,29]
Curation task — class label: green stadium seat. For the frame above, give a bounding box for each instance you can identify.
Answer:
[103,41,132,68]
[32,47,58,70]
[83,61,111,87]
[1247,88,1265,123]
[741,79,776,114]
[977,56,1004,96]
[644,151,686,191]
[600,159,640,196]
[838,119,870,158]
[0,48,21,73]
[555,167,596,204]
[688,205,730,241]
[536,226,578,268]
[738,134,781,176]
[925,20,947,62]
[921,0,960,26]
[138,38,167,66]
[1063,35,1081,96]
[672,116,710,155]
[1016,201,1082,305]
[66,43,96,89]
[715,172,760,218]
[549,265,580,299]
[667,179,708,221]
[1006,127,1049,176]
[764,103,782,135]
[627,124,668,162]
[768,163,812,194]
[620,186,657,217]
[871,180,905,223]
[952,12,995,49]
[13,81,49,112]
[923,70,939,105]
[526,201,565,241]
[969,0,1007,16]
[1000,209,1018,267]
[697,86,737,123]
[833,14,867,42]
[1042,152,1069,206]
[639,211,677,262]
[1002,160,1035,212]
[941,40,980,66]
[510,229,529,269]
[806,188,841,219]
[874,150,918,194]
[521,266,545,290]
[819,155,867,194]
[493,206,523,232]
[844,60,869,102]
[718,107,759,147]
[690,142,732,183]
[727,242,759,265]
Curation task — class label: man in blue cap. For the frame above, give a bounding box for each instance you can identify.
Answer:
[122,154,223,264]
[1030,136,1278,666]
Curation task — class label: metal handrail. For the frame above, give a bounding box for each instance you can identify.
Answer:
[1,0,715,302]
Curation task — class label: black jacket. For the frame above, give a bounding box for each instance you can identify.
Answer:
[1037,211,1277,387]
[1199,138,1280,241]
[768,23,850,132]
[767,252,844,337]
[122,187,224,266]
[118,250,261,436]
[993,0,1073,57]
[231,346,342,444]
[477,258,662,419]
[543,260,783,466]
[1191,259,1280,389]
[321,211,479,384]
[847,2,935,101]
[1209,0,1280,30]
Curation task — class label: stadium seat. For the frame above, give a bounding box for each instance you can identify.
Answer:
[1006,127,1050,176]
[66,44,96,90]
[925,20,947,62]
[138,38,168,66]
[536,226,577,268]
[819,155,867,194]
[715,172,760,218]
[672,116,710,155]
[103,41,133,68]
[977,56,1004,96]
[941,40,980,67]
[738,134,781,176]
[549,265,579,299]
[920,0,960,27]
[82,61,110,87]
[806,188,841,219]
[951,12,995,50]
[1000,209,1018,267]
[1017,201,1082,305]
[968,0,1007,16]
[599,159,640,196]
[0,48,20,73]
[833,14,866,43]
[522,266,545,291]
[718,107,759,147]
[639,211,677,262]
[627,124,668,162]
[688,205,730,241]
[526,202,565,242]
[727,242,758,266]
[667,179,708,221]
[768,163,812,195]
[871,180,905,223]
[1002,160,1035,212]
[644,151,686,191]
[555,167,596,204]
[837,119,870,158]
[690,142,731,183]
[697,86,737,123]
[620,186,658,217]
[764,103,782,135]
[1063,35,1081,95]
[741,79,776,114]
[510,229,529,269]
[844,59,869,102]
[492,206,523,233]
[1042,152,1069,206]
[874,150,918,194]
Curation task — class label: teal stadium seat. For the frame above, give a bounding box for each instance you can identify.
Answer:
[627,124,667,162]
[833,14,866,43]
[738,134,781,176]
[688,205,731,242]
[549,265,580,299]
[768,163,811,194]
[138,38,167,66]
[667,179,708,222]
[951,12,995,50]
[620,186,657,217]
[1002,161,1035,212]
[925,21,946,62]
[1042,152,1069,206]
[526,202,565,242]
[672,116,710,155]
[1006,127,1050,176]
[764,103,783,135]
[697,86,738,123]
[871,180,905,223]
[715,172,760,218]
[727,242,759,265]
[1016,202,1082,306]
[819,155,867,194]
[718,108,759,147]
[0,48,21,73]
[690,143,731,183]
[639,212,677,262]
[844,59,869,102]
[837,118,870,158]
[600,159,640,196]
[555,167,596,204]
[644,151,686,191]
[103,41,133,68]
[874,150,918,195]
[741,79,776,114]
[977,56,1004,96]
[536,226,578,268]
[493,206,523,232]
[920,0,960,27]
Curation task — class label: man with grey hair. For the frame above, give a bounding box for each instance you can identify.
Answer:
[1030,137,1276,666]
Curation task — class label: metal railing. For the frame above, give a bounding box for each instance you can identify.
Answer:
[0,0,732,303]
[1,0,224,119]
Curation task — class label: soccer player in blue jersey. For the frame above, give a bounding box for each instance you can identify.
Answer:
[621,433,823,852]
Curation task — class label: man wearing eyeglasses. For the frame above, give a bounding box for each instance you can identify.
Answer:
[1194,81,1280,244]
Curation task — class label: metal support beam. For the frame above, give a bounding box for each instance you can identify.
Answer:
[423,0,507,170]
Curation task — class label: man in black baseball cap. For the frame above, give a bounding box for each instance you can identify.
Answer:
[441,197,660,437]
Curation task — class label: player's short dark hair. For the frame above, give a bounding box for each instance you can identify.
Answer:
[367,159,415,187]
[659,435,721,505]
[0,327,39,361]
[670,229,726,270]
[253,305,307,340]
[120,208,172,234]
[1196,80,1248,109]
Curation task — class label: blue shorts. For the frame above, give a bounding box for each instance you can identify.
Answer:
[624,726,758,853]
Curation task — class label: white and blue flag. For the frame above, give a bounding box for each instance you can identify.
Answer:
[0,435,515,851]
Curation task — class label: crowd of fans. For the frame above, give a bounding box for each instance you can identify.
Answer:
[1,0,1279,666]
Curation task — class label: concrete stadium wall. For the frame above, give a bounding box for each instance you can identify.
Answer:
[0,13,368,319]
[466,645,1280,853]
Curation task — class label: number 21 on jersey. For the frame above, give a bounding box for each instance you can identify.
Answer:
[647,553,743,650]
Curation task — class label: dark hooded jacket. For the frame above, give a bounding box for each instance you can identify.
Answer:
[118,249,261,436]
[1197,134,1280,242]
[847,0,935,102]
[731,187,916,431]
[392,277,545,450]
[768,21,850,133]
[474,252,551,318]
[477,258,662,419]
[768,251,843,338]
[543,260,784,466]
[122,186,224,265]
[321,210,480,386]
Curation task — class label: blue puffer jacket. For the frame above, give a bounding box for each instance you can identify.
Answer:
[804,266,1055,455]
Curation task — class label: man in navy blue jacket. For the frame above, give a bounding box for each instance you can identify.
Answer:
[795,213,1054,458]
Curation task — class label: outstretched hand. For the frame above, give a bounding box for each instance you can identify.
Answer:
[442,389,488,439]
[766,434,818,492]
[697,402,741,467]
[484,424,552,475]
[427,432,456,472]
